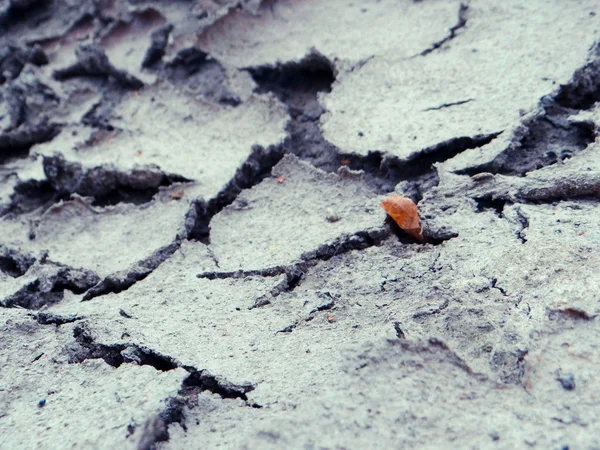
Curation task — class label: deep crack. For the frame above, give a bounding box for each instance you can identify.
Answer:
[188,144,286,242]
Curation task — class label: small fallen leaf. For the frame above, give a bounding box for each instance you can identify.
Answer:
[170,189,184,200]
[135,150,142,156]
[381,196,424,241]
[276,176,285,183]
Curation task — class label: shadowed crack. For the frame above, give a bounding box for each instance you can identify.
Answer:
[474,195,507,217]
[249,51,499,199]
[1,259,100,309]
[344,131,501,199]
[188,143,286,242]
[198,228,389,307]
[69,322,179,370]
[555,42,600,110]
[163,47,240,106]
[423,98,474,111]
[457,104,595,177]
[138,369,256,448]
[419,3,468,56]
[68,322,256,448]
[0,120,62,158]
[457,45,600,177]
[82,242,181,301]
[247,52,340,173]
[6,179,62,216]
[53,45,143,89]
[142,24,173,68]
[0,42,48,84]
[0,245,35,277]
[515,207,529,243]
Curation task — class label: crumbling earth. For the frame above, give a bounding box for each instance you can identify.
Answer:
[1,0,600,449]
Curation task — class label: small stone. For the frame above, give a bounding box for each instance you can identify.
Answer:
[557,374,576,391]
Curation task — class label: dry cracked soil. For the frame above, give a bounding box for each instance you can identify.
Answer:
[1,0,600,449]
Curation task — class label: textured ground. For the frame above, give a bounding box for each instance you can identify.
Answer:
[1,0,600,449]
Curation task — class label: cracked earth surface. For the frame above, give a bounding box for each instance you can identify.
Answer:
[1,0,600,449]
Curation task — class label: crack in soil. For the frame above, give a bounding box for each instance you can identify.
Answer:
[198,228,389,307]
[68,321,257,448]
[1,257,100,309]
[456,45,600,178]
[82,241,182,301]
[344,131,501,199]
[187,144,287,243]
[419,3,469,57]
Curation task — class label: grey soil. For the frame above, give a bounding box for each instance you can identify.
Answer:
[2,1,600,449]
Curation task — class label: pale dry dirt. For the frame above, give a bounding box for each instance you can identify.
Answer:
[1,1,600,449]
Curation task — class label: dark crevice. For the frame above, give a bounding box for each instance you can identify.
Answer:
[69,323,179,370]
[458,105,595,177]
[248,51,497,201]
[68,321,258,449]
[456,46,600,178]
[162,47,240,106]
[0,121,62,161]
[515,207,529,243]
[1,259,100,309]
[490,278,508,296]
[474,195,507,217]
[82,241,181,301]
[248,51,336,118]
[276,322,298,333]
[142,368,257,446]
[6,179,64,216]
[393,322,406,339]
[188,144,286,242]
[0,245,36,277]
[198,228,389,304]
[555,42,600,110]
[180,369,255,400]
[142,24,173,68]
[419,3,468,56]
[248,52,341,173]
[53,44,143,89]
[0,42,48,84]
[344,132,501,199]
[69,324,256,406]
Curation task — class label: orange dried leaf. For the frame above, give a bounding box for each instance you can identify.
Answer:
[170,189,184,200]
[276,176,285,183]
[381,196,423,241]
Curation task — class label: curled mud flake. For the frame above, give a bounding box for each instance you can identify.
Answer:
[471,172,495,182]
[381,196,424,241]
